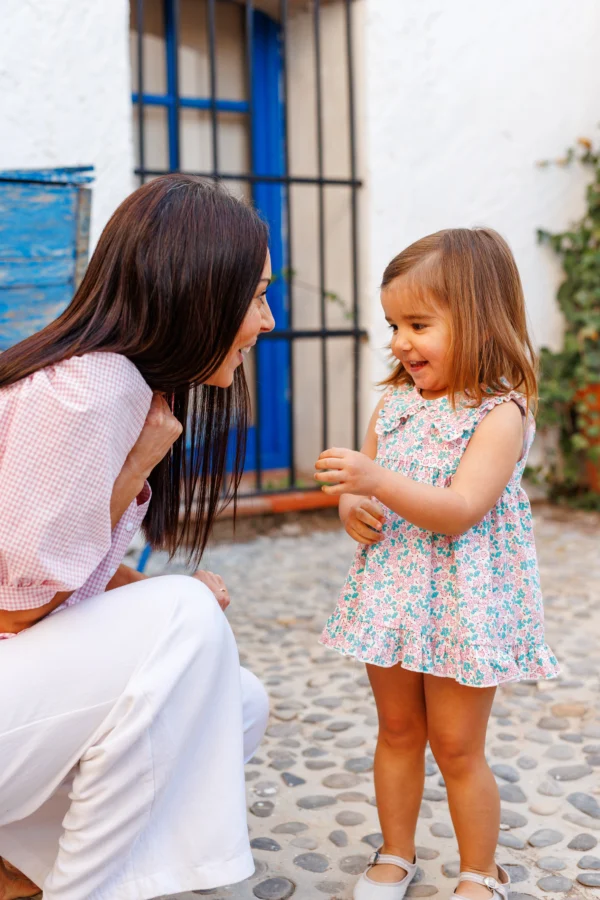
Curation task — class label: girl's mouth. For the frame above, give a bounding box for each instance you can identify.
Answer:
[407,360,428,373]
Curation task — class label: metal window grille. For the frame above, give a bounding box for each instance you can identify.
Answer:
[132,0,366,496]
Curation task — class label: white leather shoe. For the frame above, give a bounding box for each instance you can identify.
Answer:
[353,848,418,900]
[451,865,510,900]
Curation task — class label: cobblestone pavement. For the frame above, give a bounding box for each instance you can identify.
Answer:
[133,505,600,900]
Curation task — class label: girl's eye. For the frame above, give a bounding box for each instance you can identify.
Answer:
[412,323,426,332]
[388,324,398,333]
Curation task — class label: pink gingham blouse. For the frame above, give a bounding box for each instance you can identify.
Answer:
[0,352,153,639]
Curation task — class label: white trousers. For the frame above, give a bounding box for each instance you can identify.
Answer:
[0,575,269,900]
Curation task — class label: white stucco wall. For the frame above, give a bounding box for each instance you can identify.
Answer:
[0,0,135,248]
[364,0,600,396]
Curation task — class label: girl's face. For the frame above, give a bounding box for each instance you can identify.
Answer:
[381,277,452,400]
[204,251,275,388]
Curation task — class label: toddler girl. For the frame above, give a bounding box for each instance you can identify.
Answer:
[315,228,559,900]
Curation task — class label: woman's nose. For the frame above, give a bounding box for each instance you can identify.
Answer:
[261,300,275,333]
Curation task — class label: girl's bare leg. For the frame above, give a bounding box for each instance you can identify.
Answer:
[425,677,500,900]
[366,664,428,884]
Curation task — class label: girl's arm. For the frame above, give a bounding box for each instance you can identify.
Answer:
[316,400,524,536]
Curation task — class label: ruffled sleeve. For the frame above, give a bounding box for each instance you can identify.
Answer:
[0,353,152,611]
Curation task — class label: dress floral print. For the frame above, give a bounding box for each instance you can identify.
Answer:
[320,385,559,687]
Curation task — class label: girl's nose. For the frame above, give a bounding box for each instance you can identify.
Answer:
[393,331,412,353]
[261,299,275,333]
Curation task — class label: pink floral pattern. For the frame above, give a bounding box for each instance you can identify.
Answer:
[320,385,559,687]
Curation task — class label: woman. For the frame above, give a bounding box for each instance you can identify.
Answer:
[0,175,274,900]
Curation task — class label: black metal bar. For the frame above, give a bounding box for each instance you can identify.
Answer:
[134,167,362,187]
[136,0,146,183]
[346,0,360,450]
[207,0,220,177]
[280,0,295,488]
[260,327,366,340]
[314,0,328,452]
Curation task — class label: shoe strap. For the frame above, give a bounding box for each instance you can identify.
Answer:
[457,869,509,899]
[369,849,416,871]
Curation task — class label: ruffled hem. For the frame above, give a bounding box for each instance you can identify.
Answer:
[319,624,560,689]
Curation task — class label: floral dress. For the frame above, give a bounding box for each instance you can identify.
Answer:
[320,385,559,687]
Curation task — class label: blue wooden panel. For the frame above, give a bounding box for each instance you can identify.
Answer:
[0,168,93,349]
[0,284,74,350]
[249,9,290,474]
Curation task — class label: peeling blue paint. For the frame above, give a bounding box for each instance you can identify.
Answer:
[0,168,94,350]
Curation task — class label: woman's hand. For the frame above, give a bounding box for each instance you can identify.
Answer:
[315,448,382,497]
[343,497,386,545]
[193,570,231,611]
[124,393,183,483]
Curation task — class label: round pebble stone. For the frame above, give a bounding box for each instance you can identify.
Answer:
[548,764,593,781]
[425,761,438,776]
[337,791,369,803]
[253,877,296,899]
[272,822,308,835]
[336,810,366,827]
[314,696,342,709]
[442,861,460,878]
[305,760,335,771]
[406,886,438,897]
[525,729,553,745]
[291,836,318,850]
[302,747,328,758]
[529,801,561,817]
[328,830,348,848]
[537,857,566,872]
[316,882,346,895]
[517,755,538,770]
[551,702,588,718]
[568,833,598,851]
[281,772,306,788]
[577,873,600,887]
[567,792,600,819]
[335,736,365,749]
[322,773,361,790]
[583,744,600,754]
[297,795,337,810]
[250,801,275,818]
[430,823,454,838]
[545,744,575,760]
[416,847,440,860]
[492,745,518,759]
[326,720,353,732]
[301,713,329,726]
[528,829,563,848]
[361,832,383,849]
[536,875,573,892]
[537,779,564,797]
[344,757,374,774]
[578,855,600,869]
[537,716,569,731]
[491,764,520,783]
[583,724,600,739]
[293,852,329,873]
[419,802,433,819]
[312,729,335,742]
[496,732,517,741]
[254,781,279,797]
[267,723,300,738]
[502,865,528,883]
[246,771,261,782]
[423,788,446,801]
[508,894,538,900]
[251,837,282,852]
[498,784,527,803]
[339,855,370,875]
[560,733,584,743]
[497,832,526,850]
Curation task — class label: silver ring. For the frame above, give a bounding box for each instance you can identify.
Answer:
[219,588,227,593]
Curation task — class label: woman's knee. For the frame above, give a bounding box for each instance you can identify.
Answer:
[240,667,269,761]
[157,574,228,643]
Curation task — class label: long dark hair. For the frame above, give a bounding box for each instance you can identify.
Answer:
[0,174,269,562]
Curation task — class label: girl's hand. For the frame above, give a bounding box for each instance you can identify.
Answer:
[124,393,183,482]
[193,570,231,611]
[315,448,381,497]
[344,497,386,545]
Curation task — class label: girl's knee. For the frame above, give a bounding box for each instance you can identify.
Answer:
[378,713,428,754]
[429,731,483,776]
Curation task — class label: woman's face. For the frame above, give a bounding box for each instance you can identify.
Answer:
[204,251,275,388]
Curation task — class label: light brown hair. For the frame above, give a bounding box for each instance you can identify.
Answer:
[380,227,538,409]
